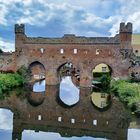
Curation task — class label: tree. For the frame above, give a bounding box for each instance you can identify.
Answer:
[99,74,111,92]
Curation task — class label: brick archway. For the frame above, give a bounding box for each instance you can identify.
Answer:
[29,61,46,81]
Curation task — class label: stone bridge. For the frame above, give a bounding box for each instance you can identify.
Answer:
[0,86,130,140]
[0,22,134,87]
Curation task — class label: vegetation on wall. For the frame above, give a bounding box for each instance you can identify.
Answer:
[0,65,30,99]
[110,79,140,116]
[0,73,23,99]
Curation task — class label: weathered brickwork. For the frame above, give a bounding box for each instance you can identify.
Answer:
[0,22,135,87]
[0,52,16,72]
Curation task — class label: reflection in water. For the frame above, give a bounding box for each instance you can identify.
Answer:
[59,76,80,106]
[0,109,13,130]
[0,109,13,140]
[91,92,110,109]
[22,130,106,140]
[0,78,140,140]
[33,80,46,92]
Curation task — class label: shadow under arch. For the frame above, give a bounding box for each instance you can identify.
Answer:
[57,62,80,86]
[28,61,46,82]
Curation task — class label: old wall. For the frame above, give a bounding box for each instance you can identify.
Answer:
[0,22,133,87]
[0,52,16,72]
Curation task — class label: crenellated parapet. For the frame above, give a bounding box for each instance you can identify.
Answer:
[120,22,132,33]
[15,24,25,34]
[119,22,133,50]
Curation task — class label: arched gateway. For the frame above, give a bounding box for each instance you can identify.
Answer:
[0,22,134,87]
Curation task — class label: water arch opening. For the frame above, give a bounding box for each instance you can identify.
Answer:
[28,61,46,104]
[91,63,112,110]
[29,61,45,82]
[57,62,80,107]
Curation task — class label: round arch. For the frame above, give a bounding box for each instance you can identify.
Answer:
[92,63,112,77]
[57,62,80,85]
[28,61,46,81]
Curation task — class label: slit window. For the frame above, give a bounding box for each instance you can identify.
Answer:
[71,118,75,124]
[93,120,97,126]
[96,49,100,55]
[60,49,64,54]
[102,67,107,72]
[73,49,77,54]
[38,115,42,120]
[40,48,45,53]
[58,117,62,122]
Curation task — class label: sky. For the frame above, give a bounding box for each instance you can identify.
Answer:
[1,0,140,52]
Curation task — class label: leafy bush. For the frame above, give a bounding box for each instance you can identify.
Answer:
[0,73,24,99]
[111,79,140,115]
[17,65,30,84]
[93,72,110,78]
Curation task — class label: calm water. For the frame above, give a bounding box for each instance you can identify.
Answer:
[0,76,140,140]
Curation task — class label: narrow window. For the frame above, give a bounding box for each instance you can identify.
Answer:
[40,48,45,53]
[73,49,77,54]
[38,115,42,120]
[93,120,97,126]
[106,121,109,125]
[96,49,100,55]
[71,118,75,124]
[60,49,64,54]
[58,117,62,122]
[102,67,107,72]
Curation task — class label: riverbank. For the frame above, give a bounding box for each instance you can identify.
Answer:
[0,73,25,99]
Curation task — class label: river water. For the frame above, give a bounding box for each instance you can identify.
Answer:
[0,76,140,140]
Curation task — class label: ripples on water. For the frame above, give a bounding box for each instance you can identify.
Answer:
[0,77,140,140]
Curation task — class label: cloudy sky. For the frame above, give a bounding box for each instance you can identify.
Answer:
[0,0,140,51]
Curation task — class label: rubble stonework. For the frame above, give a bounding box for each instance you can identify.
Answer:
[1,22,140,87]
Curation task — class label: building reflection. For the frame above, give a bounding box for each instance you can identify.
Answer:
[0,86,130,140]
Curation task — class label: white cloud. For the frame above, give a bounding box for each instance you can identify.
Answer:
[22,130,106,140]
[0,109,13,130]
[128,129,140,140]
[0,38,15,52]
[0,0,140,40]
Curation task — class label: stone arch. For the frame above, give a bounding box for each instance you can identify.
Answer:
[28,61,46,81]
[57,62,80,86]
[92,63,113,76]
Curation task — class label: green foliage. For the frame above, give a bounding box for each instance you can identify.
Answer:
[17,65,30,84]
[93,73,111,93]
[111,79,140,115]
[98,74,111,92]
[93,72,110,78]
[0,73,24,99]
